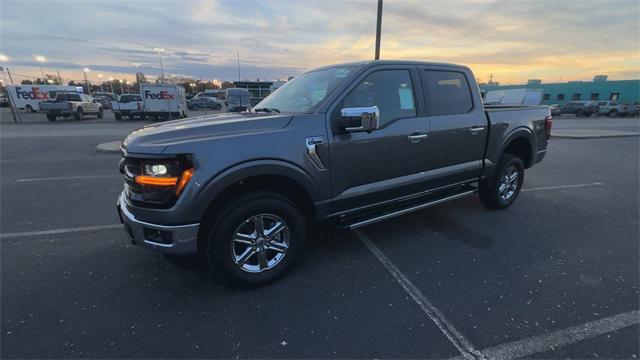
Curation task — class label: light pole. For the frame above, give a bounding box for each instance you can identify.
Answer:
[108,77,114,93]
[98,74,104,92]
[375,0,383,60]
[34,55,47,84]
[83,67,90,94]
[153,48,165,84]
[124,80,130,94]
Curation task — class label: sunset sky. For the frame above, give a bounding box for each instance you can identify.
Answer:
[1,0,638,84]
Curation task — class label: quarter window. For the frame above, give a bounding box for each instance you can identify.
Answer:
[342,69,416,126]
[421,70,472,116]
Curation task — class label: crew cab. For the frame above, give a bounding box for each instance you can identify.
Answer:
[117,60,551,287]
[112,94,144,121]
[40,92,103,121]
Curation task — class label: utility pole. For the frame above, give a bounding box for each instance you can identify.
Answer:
[6,67,14,84]
[237,53,241,81]
[375,0,383,60]
[56,69,62,85]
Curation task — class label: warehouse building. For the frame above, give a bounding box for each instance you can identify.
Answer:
[481,76,639,105]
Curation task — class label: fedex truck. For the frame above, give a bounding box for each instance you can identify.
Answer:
[6,85,82,112]
[140,84,187,120]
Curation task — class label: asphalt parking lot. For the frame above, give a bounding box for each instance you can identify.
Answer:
[1,108,639,359]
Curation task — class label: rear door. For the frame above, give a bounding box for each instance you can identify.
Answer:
[328,65,431,213]
[418,67,486,188]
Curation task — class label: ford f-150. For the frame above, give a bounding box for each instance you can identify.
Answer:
[117,60,552,287]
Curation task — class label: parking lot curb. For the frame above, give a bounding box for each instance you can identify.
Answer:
[552,133,639,139]
[96,141,122,154]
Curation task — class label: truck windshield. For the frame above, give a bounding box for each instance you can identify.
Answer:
[254,66,354,113]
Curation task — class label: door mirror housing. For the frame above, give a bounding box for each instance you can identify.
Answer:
[336,106,380,133]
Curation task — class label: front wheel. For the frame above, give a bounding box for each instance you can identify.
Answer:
[478,154,524,209]
[46,113,57,122]
[204,192,306,288]
[97,107,104,119]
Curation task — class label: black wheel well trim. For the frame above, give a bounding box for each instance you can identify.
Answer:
[194,159,322,219]
[498,127,535,168]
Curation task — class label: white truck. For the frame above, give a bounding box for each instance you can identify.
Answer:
[141,84,187,121]
[5,85,82,112]
[39,92,103,121]
[111,94,144,121]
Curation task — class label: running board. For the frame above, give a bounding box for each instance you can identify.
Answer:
[345,190,475,230]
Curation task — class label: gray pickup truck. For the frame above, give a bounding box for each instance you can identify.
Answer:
[117,60,552,287]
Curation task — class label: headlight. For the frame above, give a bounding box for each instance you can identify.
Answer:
[121,156,194,207]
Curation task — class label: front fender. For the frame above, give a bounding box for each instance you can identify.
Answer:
[191,159,323,220]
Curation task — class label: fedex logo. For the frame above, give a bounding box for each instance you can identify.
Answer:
[15,87,49,100]
[144,90,175,100]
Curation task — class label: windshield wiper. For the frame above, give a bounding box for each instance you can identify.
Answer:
[253,107,280,113]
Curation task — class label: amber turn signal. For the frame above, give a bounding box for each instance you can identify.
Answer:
[175,168,194,196]
[135,176,178,187]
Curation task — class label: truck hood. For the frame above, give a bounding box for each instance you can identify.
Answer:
[122,113,292,155]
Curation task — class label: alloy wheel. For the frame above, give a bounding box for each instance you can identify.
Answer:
[498,166,519,201]
[231,214,290,273]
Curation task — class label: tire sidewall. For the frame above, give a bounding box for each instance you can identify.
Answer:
[206,193,306,287]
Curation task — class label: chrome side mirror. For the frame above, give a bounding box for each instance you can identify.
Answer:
[338,106,380,132]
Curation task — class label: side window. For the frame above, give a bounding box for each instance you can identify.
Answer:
[342,69,416,126]
[421,70,473,116]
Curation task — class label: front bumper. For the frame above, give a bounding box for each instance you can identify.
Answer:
[117,192,199,255]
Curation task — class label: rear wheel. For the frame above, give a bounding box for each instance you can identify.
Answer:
[25,105,34,113]
[609,110,618,118]
[115,113,122,121]
[204,191,306,288]
[479,154,524,209]
[46,113,57,122]
[73,107,84,121]
[97,107,104,119]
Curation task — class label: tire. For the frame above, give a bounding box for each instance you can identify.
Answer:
[97,107,104,119]
[478,154,525,210]
[128,114,135,120]
[74,107,84,121]
[46,113,56,122]
[574,110,582,117]
[115,113,122,121]
[609,110,617,118]
[204,191,307,288]
[25,105,34,113]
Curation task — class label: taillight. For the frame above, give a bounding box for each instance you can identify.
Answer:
[544,115,553,140]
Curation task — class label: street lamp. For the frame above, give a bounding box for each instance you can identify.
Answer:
[124,80,130,94]
[108,77,114,93]
[98,74,104,92]
[153,48,165,84]
[83,67,90,94]
[34,55,47,84]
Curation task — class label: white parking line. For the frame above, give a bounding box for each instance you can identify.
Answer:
[16,175,120,182]
[449,310,639,360]
[0,224,121,239]
[354,229,485,360]
[522,182,604,192]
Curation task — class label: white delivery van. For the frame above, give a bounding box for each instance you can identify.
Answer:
[5,85,82,112]
[484,88,543,106]
[140,84,187,121]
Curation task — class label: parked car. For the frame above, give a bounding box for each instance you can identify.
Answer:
[559,101,587,116]
[112,94,144,121]
[117,60,551,287]
[549,104,562,117]
[633,101,640,116]
[193,91,221,100]
[187,97,222,110]
[225,88,251,112]
[92,92,118,109]
[39,92,103,121]
[597,101,634,117]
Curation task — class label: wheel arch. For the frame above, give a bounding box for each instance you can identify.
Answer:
[194,160,322,245]
[498,127,535,168]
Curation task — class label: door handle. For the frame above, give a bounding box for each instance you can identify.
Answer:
[469,126,485,135]
[407,133,428,143]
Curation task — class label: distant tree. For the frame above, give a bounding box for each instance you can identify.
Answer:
[21,80,33,85]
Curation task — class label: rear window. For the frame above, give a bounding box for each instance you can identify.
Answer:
[58,93,81,101]
[120,95,141,102]
[420,70,473,116]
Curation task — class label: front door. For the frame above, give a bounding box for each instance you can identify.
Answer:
[328,66,430,214]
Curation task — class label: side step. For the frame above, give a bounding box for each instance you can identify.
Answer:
[343,189,476,230]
